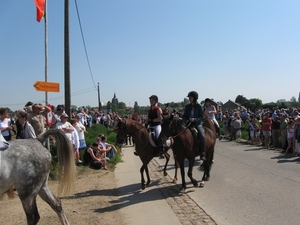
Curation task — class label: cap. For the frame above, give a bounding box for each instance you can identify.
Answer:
[60,113,69,118]
[25,101,33,107]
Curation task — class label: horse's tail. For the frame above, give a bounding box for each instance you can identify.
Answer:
[199,150,214,171]
[38,129,76,197]
[0,187,15,200]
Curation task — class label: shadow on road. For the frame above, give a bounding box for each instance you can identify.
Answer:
[73,180,186,214]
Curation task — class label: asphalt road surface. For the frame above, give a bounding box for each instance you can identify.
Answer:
[155,140,300,225]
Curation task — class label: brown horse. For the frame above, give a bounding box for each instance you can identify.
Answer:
[115,118,162,189]
[159,116,216,191]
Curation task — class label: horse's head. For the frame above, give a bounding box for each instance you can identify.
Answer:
[115,117,127,144]
[159,114,174,142]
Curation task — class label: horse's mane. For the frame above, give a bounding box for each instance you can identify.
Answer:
[171,117,185,130]
[125,118,145,129]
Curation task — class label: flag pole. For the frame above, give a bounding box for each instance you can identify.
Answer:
[44,1,50,150]
[44,0,48,106]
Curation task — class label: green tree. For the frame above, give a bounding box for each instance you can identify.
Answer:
[133,101,139,113]
[182,98,189,107]
[289,96,299,107]
[111,103,117,112]
[118,102,126,109]
[106,101,111,112]
[235,95,248,106]
[248,98,263,111]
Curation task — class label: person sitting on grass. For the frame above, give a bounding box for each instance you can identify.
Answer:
[86,143,108,170]
[99,135,119,158]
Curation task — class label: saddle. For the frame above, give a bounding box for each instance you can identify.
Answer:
[147,128,162,157]
[189,127,202,156]
[190,127,200,146]
[148,128,158,148]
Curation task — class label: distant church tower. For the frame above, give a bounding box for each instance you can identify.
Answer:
[112,92,118,105]
[298,92,300,103]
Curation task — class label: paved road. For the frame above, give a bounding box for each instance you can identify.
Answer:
[155,140,300,225]
[115,141,300,225]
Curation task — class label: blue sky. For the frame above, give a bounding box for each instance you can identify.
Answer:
[1,0,299,111]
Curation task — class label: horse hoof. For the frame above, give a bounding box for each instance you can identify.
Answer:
[199,181,205,188]
[204,177,210,181]
[163,172,168,176]
[173,179,177,184]
[141,184,146,190]
[192,180,198,187]
[179,188,186,193]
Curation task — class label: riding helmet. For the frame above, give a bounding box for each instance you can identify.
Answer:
[187,91,198,101]
[149,95,158,102]
[205,98,211,103]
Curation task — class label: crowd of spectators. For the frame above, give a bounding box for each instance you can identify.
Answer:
[219,107,300,156]
[0,101,123,169]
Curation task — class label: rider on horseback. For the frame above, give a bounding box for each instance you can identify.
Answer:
[133,95,164,158]
[148,95,164,158]
[204,98,220,138]
[183,91,206,160]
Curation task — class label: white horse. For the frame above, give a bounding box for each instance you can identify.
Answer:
[0,129,76,225]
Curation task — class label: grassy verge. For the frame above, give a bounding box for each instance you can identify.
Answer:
[50,123,122,180]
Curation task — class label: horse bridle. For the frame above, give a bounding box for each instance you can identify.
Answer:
[119,119,149,148]
[169,119,191,139]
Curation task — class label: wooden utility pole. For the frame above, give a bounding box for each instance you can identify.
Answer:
[98,82,101,111]
[64,0,71,119]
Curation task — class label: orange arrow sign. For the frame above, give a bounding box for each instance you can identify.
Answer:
[33,81,60,92]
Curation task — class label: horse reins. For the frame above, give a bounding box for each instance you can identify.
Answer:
[170,121,191,139]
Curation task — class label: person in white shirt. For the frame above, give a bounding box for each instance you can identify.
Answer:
[17,111,36,139]
[55,113,74,142]
[71,119,82,164]
[74,114,87,150]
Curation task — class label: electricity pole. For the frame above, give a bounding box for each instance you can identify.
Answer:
[98,82,101,111]
[64,0,71,119]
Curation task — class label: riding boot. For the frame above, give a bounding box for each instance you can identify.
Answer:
[200,136,206,160]
[216,125,220,137]
[197,125,206,160]
[159,145,165,159]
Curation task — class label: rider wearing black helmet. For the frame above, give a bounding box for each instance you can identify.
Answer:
[183,91,206,160]
[134,95,164,158]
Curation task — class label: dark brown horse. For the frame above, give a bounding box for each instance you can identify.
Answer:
[159,116,216,191]
[115,118,162,189]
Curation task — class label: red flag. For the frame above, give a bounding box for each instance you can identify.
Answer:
[34,0,45,22]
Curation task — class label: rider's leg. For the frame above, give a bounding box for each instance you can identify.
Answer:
[212,119,220,137]
[154,125,164,157]
[197,125,206,160]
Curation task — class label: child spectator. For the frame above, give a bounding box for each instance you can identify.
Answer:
[254,122,261,145]
[285,120,295,154]
[99,135,119,158]
[247,120,254,144]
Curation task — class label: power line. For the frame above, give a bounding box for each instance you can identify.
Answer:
[74,0,97,90]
